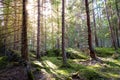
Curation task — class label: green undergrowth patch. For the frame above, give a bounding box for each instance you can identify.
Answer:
[45,48,88,59]
[31,47,120,80]
[66,48,88,59]
[116,48,120,53]
[39,57,109,80]
[7,49,21,62]
[0,56,8,69]
[46,49,61,57]
[95,47,115,57]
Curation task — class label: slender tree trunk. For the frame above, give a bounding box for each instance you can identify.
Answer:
[62,0,67,65]
[116,28,119,47]
[4,1,10,55]
[32,32,35,51]
[44,17,47,51]
[104,0,117,50]
[16,13,20,50]
[115,0,120,30]
[36,0,41,59]
[41,0,44,51]
[51,11,54,49]
[85,0,96,59]
[14,0,17,50]
[115,0,120,47]
[57,3,60,49]
[21,0,28,60]
[92,0,98,47]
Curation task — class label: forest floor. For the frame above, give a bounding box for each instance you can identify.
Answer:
[0,66,28,80]
[0,48,120,80]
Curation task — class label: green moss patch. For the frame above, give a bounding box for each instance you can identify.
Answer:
[95,48,115,57]
[0,56,8,69]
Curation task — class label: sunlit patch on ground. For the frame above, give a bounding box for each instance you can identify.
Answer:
[43,60,58,69]
[32,60,44,68]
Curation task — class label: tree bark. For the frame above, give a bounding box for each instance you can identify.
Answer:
[21,0,28,60]
[36,0,41,59]
[56,1,60,49]
[92,0,98,47]
[115,0,120,30]
[62,0,67,64]
[13,0,17,50]
[115,0,120,47]
[85,0,96,59]
[104,0,117,50]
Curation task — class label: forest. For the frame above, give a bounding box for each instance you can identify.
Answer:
[0,0,120,80]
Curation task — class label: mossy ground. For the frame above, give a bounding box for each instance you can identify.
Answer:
[31,48,120,80]
[0,48,120,80]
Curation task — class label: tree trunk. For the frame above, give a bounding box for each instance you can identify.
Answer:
[115,0,120,30]
[21,0,28,60]
[115,0,120,47]
[57,2,60,49]
[36,0,41,59]
[92,0,98,47]
[104,0,117,50]
[62,0,67,65]
[85,0,96,59]
[116,28,119,47]
[14,0,17,50]
[44,16,47,51]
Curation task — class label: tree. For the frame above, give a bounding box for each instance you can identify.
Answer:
[62,0,67,64]
[92,0,98,47]
[13,0,17,50]
[115,0,120,30]
[21,0,28,60]
[36,0,41,59]
[85,0,96,60]
[115,0,120,47]
[104,0,117,50]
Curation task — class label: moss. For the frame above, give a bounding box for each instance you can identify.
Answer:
[27,69,35,80]
[46,48,88,59]
[66,77,72,80]
[95,47,115,57]
[80,69,105,80]
[46,49,61,57]
[0,56,8,69]
[116,48,120,54]
[7,49,21,62]
[66,48,88,59]
[38,56,120,80]
[42,56,62,66]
